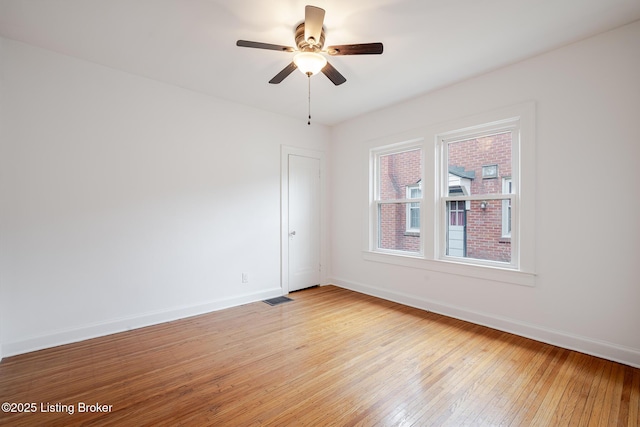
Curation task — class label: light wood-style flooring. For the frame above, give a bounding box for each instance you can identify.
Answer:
[1,285,638,426]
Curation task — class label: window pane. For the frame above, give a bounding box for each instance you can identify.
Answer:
[379,149,421,200]
[447,132,511,196]
[445,199,511,262]
[378,203,420,253]
[410,204,420,228]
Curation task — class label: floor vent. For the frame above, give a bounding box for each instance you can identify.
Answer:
[263,296,293,306]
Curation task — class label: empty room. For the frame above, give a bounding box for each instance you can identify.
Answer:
[1,1,639,425]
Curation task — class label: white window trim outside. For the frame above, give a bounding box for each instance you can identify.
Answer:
[363,102,536,287]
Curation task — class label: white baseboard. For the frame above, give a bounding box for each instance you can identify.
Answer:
[2,287,283,358]
[330,277,640,369]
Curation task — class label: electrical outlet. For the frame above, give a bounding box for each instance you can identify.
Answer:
[242,272,249,283]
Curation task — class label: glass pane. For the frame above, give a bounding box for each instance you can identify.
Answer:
[410,206,420,228]
[447,132,511,197]
[378,203,420,253]
[379,149,421,200]
[445,198,511,263]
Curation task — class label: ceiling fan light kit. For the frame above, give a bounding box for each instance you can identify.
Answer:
[236,5,384,124]
[293,52,327,76]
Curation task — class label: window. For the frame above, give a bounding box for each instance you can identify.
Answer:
[372,146,422,254]
[366,102,535,286]
[441,129,514,265]
[406,183,421,233]
[482,164,498,178]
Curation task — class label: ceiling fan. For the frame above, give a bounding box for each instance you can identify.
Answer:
[236,5,383,86]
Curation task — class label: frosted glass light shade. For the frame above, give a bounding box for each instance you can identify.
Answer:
[293,52,327,75]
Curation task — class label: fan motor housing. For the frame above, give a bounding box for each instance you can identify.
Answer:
[295,23,325,52]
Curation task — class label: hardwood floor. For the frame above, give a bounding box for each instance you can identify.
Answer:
[1,285,638,426]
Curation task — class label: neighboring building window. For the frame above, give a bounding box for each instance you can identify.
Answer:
[372,146,422,254]
[502,177,512,238]
[406,183,421,233]
[482,164,498,178]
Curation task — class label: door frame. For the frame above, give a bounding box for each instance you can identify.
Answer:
[281,145,325,294]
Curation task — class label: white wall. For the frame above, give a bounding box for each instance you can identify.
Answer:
[0,38,330,356]
[329,21,640,367]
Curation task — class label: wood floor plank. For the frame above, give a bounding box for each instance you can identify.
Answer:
[415,331,520,425]
[452,335,538,426]
[629,368,640,427]
[483,340,553,426]
[1,285,638,426]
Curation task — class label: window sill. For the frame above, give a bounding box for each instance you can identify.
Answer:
[363,250,535,287]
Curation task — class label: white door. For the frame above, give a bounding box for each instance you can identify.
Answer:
[288,154,321,292]
[447,200,466,257]
[448,226,465,257]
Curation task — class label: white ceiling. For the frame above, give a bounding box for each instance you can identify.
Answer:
[1,0,639,126]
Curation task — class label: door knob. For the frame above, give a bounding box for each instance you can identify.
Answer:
[289,231,296,237]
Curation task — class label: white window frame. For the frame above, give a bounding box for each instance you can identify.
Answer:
[364,102,536,287]
[439,124,518,269]
[369,142,424,256]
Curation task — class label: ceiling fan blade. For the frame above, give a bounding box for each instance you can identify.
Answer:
[322,62,346,86]
[236,40,295,52]
[269,62,298,84]
[326,43,384,56]
[304,6,325,46]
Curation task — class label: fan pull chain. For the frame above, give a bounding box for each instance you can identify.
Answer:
[307,72,312,125]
